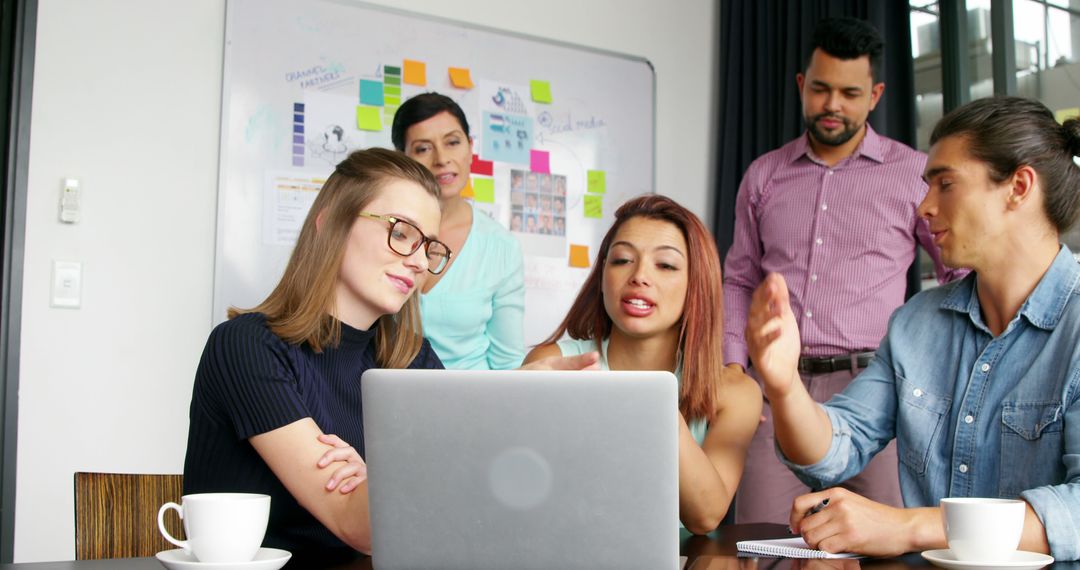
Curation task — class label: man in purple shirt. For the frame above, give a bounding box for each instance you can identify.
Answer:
[724,17,964,524]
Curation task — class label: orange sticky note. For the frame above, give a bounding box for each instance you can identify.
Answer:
[448,67,474,89]
[569,244,590,268]
[403,59,427,86]
[461,177,475,199]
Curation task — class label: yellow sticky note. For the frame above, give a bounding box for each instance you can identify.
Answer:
[569,245,591,268]
[584,194,603,219]
[587,170,606,194]
[356,106,382,131]
[461,177,475,199]
[530,79,553,103]
[1056,107,1080,124]
[403,59,427,86]
[448,67,474,89]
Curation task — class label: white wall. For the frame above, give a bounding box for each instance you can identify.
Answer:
[15,0,717,561]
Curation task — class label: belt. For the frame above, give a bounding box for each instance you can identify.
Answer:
[797,351,875,374]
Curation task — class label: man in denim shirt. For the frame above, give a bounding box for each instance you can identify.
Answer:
[746,96,1080,559]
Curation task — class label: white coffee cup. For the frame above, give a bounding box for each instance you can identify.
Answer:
[940,497,1025,562]
[157,493,270,563]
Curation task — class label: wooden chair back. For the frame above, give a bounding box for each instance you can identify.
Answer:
[74,472,184,560]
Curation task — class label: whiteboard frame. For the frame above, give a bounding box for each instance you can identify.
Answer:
[214,0,657,338]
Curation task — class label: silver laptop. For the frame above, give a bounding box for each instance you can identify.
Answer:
[362,369,680,570]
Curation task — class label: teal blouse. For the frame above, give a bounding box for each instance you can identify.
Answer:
[554,337,708,445]
[420,204,525,370]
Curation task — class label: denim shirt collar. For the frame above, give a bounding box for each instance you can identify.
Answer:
[940,245,1080,333]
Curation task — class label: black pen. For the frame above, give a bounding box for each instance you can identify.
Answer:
[806,497,830,516]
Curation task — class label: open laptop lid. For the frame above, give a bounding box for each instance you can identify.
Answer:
[362,369,680,570]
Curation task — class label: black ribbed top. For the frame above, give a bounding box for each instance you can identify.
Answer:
[182,312,442,558]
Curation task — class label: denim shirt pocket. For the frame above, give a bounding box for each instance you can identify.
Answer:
[896,373,952,475]
[1000,401,1064,497]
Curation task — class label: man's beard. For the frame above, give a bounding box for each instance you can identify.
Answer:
[805,112,861,146]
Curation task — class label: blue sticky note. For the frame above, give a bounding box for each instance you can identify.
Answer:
[360,80,384,106]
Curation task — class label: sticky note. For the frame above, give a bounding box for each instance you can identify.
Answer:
[530,80,553,103]
[470,155,494,176]
[384,75,401,86]
[1056,107,1080,124]
[569,245,591,268]
[384,95,400,106]
[384,65,401,76]
[403,59,427,86]
[448,67,474,89]
[359,80,384,106]
[530,150,550,174]
[584,194,603,218]
[587,170,606,194]
[356,106,382,131]
[461,177,475,199]
[383,85,401,96]
[472,178,495,203]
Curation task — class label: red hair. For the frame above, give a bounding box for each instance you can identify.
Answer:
[542,194,724,421]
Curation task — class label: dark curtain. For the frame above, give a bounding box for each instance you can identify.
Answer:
[712,0,919,293]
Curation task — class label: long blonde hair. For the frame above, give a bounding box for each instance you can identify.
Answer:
[229,148,441,368]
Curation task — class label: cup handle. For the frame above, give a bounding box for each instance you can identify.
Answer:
[157,502,188,552]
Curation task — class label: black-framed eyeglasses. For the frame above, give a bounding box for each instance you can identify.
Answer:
[357,212,452,274]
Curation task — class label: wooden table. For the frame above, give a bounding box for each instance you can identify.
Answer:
[0,523,1067,569]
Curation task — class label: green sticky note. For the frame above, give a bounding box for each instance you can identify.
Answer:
[384,65,401,76]
[530,79,553,103]
[584,194,603,218]
[356,106,382,131]
[385,75,401,86]
[384,95,400,106]
[587,170,606,194]
[472,178,495,203]
[383,85,401,96]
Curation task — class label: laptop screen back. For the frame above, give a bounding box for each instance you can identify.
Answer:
[362,369,680,570]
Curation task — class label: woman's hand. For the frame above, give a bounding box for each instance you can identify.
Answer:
[317,433,367,494]
[519,351,601,371]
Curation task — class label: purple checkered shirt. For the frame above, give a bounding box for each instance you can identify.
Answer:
[723,126,966,368]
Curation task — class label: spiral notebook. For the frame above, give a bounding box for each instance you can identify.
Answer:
[736,537,859,559]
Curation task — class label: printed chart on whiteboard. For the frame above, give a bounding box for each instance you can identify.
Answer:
[217,0,656,344]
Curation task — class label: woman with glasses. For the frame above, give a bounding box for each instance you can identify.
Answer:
[392,92,526,370]
[183,148,596,563]
[524,195,763,534]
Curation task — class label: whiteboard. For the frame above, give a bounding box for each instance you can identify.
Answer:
[215,0,656,345]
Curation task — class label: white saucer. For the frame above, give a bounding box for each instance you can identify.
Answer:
[155,547,291,570]
[921,549,1054,570]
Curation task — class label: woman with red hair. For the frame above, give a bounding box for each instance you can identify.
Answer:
[525,194,762,533]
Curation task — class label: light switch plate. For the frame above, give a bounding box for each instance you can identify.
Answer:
[51,261,81,309]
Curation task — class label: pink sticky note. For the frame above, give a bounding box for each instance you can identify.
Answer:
[530,150,550,174]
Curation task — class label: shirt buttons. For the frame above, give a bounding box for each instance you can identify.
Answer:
[913,388,923,397]
[811,274,818,281]
[805,310,813,318]
[980,363,991,373]
[803,346,810,352]
[815,238,823,245]
[821,204,828,211]
[958,464,969,474]
[827,170,834,176]
[965,415,974,424]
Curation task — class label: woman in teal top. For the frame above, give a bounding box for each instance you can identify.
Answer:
[525,195,763,534]
[392,93,525,369]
